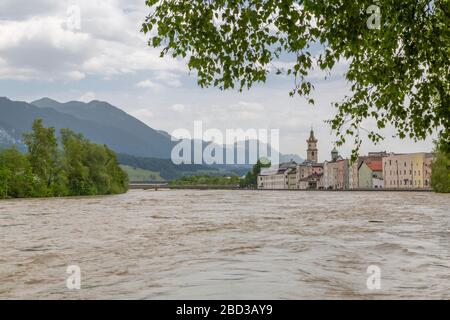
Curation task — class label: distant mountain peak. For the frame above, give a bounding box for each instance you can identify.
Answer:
[87,100,105,105]
[7,97,172,158]
[31,97,59,104]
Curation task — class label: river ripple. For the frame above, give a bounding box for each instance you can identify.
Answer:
[0,190,449,299]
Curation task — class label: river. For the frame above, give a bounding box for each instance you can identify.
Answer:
[0,190,449,299]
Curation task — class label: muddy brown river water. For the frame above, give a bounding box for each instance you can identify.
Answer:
[0,190,449,299]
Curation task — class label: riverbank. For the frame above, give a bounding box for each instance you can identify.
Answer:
[130,183,434,192]
[1,185,435,199]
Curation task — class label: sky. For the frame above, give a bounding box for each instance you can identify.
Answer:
[0,0,435,161]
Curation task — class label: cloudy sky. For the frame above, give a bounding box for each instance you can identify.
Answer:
[0,0,435,161]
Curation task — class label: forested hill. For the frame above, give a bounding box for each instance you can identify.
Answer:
[117,153,250,180]
[0,97,174,158]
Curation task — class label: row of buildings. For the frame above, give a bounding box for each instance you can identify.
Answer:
[257,129,433,190]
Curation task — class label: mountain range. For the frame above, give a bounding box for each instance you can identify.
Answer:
[0,97,303,175]
[0,97,174,158]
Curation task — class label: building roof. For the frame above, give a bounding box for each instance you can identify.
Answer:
[259,167,279,176]
[362,159,382,172]
[279,160,297,169]
[299,172,323,181]
[325,156,344,164]
[368,151,387,157]
[300,160,324,167]
[384,152,433,157]
[259,161,297,176]
[312,163,324,167]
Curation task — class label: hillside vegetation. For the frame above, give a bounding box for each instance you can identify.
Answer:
[120,165,163,182]
[169,175,241,187]
[0,119,128,199]
[431,142,450,193]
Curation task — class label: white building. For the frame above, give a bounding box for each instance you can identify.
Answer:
[373,176,384,189]
[257,160,297,190]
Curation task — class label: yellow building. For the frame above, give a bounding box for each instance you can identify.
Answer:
[383,153,433,189]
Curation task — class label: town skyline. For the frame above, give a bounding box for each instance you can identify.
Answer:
[258,128,433,191]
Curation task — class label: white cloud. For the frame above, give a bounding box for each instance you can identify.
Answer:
[0,0,185,81]
[154,71,183,87]
[135,71,184,91]
[0,0,63,20]
[130,108,154,124]
[135,79,163,91]
[67,70,86,81]
[171,104,185,112]
[79,91,96,102]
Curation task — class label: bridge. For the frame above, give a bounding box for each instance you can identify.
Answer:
[129,183,170,190]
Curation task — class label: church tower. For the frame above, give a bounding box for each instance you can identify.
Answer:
[306,128,318,163]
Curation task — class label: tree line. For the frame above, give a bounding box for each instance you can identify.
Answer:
[431,141,450,193]
[169,174,241,186]
[168,159,271,188]
[0,119,128,199]
[240,159,271,189]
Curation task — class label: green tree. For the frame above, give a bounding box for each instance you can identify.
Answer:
[0,147,36,198]
[241,159,271,188]
[170,174,240,186]
[61,128,93,195]
[23,119,61,196]
[431,142,450,193]
[61,128,129,195]
[98,144,129,194]
[1,121,128,199]
[142,0,450,156]
[0,163,12,199]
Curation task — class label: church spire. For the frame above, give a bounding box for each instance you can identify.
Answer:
[309,127,316,140]
[306,128,318,163]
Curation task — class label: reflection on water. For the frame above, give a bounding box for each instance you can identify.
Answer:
[0,190,449,299]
